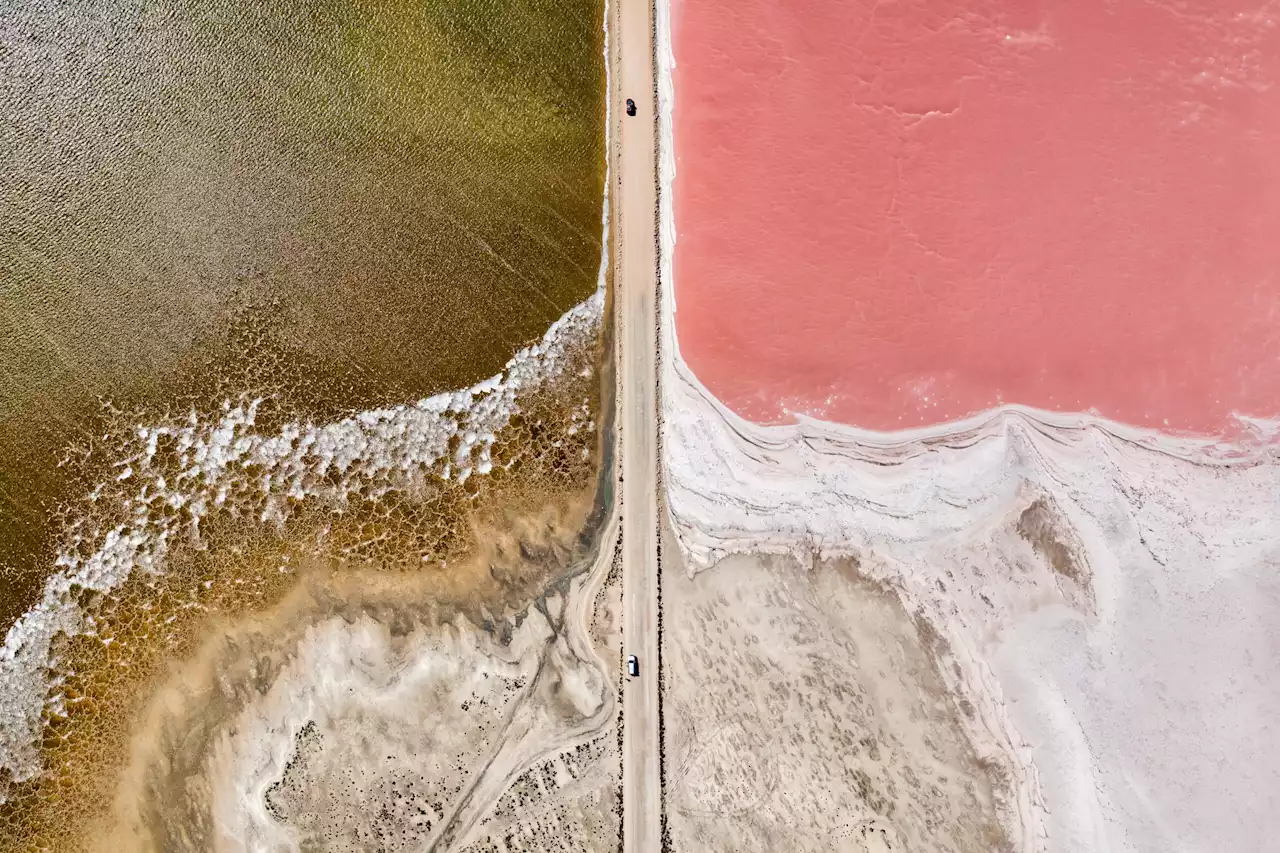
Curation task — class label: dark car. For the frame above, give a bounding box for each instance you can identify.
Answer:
[625,98,637,117]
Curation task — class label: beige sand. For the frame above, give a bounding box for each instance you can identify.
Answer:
[660,536,1009,853]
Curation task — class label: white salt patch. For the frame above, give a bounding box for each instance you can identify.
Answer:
[206,611,554,853]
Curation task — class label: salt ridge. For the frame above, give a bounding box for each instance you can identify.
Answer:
[656,1,1280,850]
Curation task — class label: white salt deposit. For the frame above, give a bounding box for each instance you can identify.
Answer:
[204,611,552,852]
[662,369,1280,852]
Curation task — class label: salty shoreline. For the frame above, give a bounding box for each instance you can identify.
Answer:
[661,358,1280,851]
[0,288,607,797]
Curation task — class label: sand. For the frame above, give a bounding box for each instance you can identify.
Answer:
[659,538,1009,853]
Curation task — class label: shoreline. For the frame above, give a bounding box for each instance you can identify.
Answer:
[0,289,608,798]
[660,293,1280,853]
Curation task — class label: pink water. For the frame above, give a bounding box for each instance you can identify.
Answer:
[672,0,1280,433]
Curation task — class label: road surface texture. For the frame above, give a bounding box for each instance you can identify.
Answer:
[611,0,662,851]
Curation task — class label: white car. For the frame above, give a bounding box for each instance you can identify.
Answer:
[626,654,639,678]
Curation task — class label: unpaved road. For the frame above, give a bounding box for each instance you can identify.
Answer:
[610,0,661,850]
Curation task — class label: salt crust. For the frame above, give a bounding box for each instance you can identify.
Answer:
[657,1,1280,850]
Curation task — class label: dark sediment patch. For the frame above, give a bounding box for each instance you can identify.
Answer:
[1017,498,1088,586]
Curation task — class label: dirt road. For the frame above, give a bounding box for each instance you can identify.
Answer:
[609,0,662,850]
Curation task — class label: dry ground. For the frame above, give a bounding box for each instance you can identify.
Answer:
[660,530,1009,853]
[83,533,624,853]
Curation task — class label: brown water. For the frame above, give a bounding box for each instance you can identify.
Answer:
[0,0,607,847]
[1,0,605,618]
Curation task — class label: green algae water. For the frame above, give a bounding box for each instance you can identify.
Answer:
[0,0,607,847]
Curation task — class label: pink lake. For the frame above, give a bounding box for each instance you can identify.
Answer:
[672,0,1280,433]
